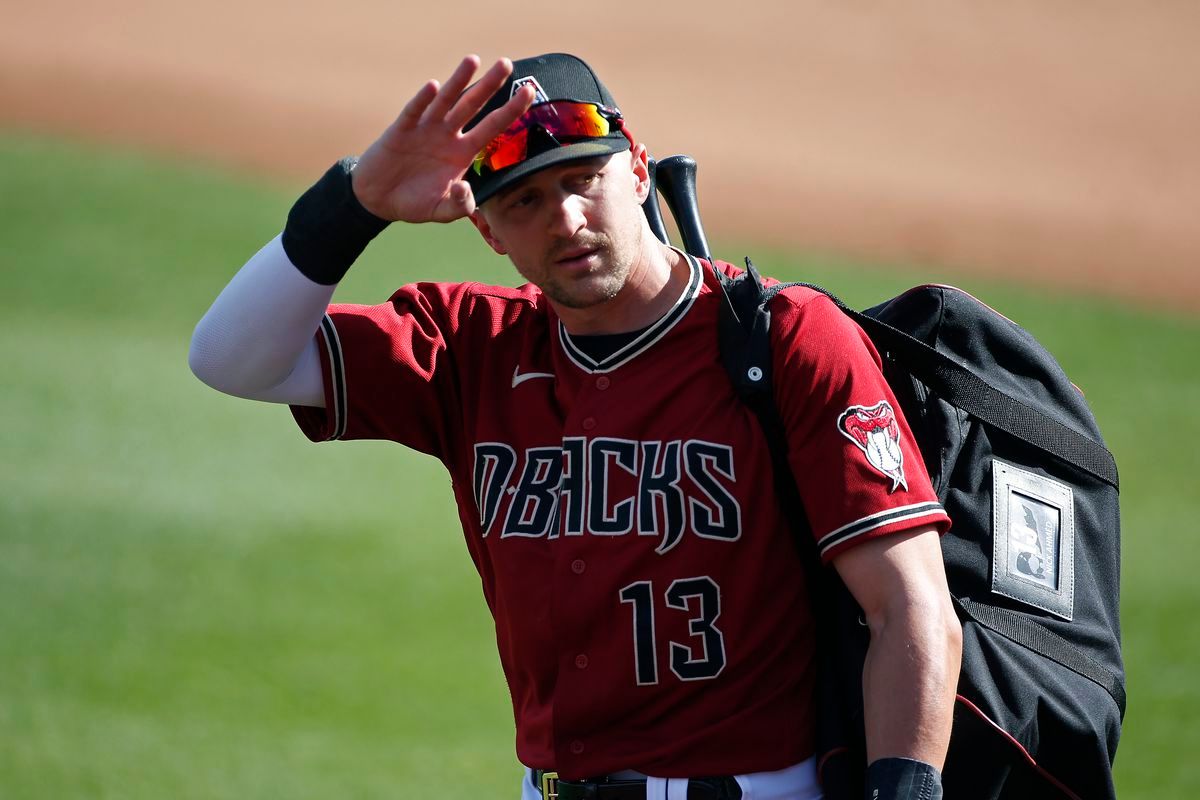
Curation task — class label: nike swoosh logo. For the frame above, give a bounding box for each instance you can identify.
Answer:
[512,366,555,388]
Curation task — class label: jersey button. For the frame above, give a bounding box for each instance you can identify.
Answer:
[582,417,597,431]
[595,376,611,390]
[571,559,586,575]
[574,654,589,669]
[570,740,585,755]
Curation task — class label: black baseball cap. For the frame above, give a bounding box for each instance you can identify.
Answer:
[463,53,631,206]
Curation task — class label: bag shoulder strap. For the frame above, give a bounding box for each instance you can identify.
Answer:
[846,306,1119,490]
[722,267,1118,490]
[714,261,818,570]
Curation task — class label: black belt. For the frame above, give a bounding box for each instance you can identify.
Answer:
[534,769,742,800]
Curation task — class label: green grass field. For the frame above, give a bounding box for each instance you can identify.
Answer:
[1,132,1196,798]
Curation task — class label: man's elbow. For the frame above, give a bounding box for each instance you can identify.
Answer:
[187,322,258,397]
[188,324,220,388]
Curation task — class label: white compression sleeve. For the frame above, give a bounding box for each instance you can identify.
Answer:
[188,234,332,407]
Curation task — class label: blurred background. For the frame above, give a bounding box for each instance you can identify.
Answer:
[2,1,1197,797]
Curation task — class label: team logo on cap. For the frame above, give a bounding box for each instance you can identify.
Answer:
[837,401,907,492]
[511,75,550,104]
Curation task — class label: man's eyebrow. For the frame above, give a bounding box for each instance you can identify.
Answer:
[490,155,616,204]
[560,155,611,173]
[493,179,531,203]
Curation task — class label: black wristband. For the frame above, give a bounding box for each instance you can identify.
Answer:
[280,157,391,285]
[865,758,943,800]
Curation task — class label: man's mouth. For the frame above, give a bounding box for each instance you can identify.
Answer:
[555,245,602,266]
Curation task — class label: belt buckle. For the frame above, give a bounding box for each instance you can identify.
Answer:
[540,771,559,799]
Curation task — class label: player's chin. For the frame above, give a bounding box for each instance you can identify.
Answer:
[544,273,625,309]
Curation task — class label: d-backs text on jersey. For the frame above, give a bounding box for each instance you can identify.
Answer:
[473,437,741,554]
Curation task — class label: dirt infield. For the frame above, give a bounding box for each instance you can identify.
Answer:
[4,1,1198,312]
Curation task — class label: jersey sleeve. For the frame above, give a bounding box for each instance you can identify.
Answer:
[770,291,950,563]
[289,281,474,460]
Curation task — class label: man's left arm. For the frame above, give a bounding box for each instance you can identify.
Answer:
[832,525,962,769]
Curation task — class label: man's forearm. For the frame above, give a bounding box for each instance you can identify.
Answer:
[862,597,961,768]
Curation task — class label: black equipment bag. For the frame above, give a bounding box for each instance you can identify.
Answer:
[715,260,1125,800]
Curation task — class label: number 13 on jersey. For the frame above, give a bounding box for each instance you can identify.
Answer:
[619,577,726,685]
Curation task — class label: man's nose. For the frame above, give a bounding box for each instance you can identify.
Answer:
[547,192,586,237]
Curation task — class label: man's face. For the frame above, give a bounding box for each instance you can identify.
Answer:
[472,150,650,310]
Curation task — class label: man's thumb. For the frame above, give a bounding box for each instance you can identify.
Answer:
[451,180,476,217]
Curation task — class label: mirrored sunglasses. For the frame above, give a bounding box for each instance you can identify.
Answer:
[471,100,626,175]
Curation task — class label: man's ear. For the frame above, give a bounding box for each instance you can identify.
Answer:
[630,144,651,204]
[470,209,508,255]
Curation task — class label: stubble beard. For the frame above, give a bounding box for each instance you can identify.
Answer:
[538,233,632,310]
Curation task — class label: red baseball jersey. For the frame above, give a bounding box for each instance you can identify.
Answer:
[290,255,950,779]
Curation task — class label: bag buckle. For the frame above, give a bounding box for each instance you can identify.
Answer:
[540,771,559,799]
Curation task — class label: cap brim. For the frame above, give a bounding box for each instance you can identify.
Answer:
[472,137,631,207]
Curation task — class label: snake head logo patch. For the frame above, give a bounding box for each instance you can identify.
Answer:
[837,401,907,492]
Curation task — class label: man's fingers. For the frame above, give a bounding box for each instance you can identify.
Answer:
[446,57,516,129]
[421,55,482,124]
[394,80,440,131]
[463,83,535,151]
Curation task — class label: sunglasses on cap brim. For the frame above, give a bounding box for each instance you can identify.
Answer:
[471,100,630,176]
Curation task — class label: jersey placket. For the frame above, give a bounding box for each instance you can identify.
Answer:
[541,255,705,773]
[548,364,623,772]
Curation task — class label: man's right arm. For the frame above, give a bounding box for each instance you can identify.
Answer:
[187,55,534,408]
[188,234,333,407]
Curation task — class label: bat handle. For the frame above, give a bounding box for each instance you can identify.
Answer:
[642,156,671,245]
[655,154,712,262]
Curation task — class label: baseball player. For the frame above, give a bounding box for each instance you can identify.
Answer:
[189,53,961,800]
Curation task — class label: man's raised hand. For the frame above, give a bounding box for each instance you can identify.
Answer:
[351,56,535,223]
